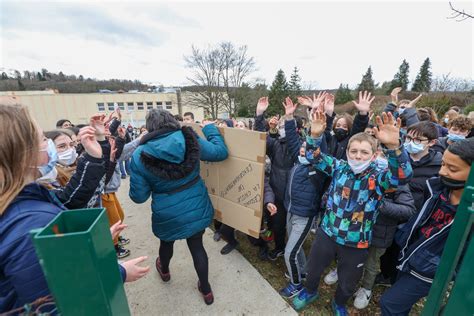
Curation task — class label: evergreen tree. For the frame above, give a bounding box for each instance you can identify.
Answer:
[268,69,289,116]
[357,66,375,93]
[288,66,302,102]
[17,79,26,91]
[388,59,410,92]
[412,58,432,92]
[335,84,354,105]
[1,72,8,80]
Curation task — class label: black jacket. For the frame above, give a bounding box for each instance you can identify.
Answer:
[255,114,294,200]
[52,153,106,209]
[409,150,442,210]
[371,184,416,248]
[324,112,369,160]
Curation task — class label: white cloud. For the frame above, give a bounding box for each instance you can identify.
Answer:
[1,0,472,89]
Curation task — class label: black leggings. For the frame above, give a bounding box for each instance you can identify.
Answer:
[159,230,211,294]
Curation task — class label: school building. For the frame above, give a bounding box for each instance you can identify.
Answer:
[0,90,205,130]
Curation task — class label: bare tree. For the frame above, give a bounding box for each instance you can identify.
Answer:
[184,42,256,119]
[449,2,473,21]
[432,73,474,92]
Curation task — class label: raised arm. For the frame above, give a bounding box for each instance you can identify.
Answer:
[198,123,229,162]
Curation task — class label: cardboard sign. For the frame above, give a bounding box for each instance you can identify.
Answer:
[186,124,266,238]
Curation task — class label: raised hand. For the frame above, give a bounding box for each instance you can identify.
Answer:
[117,126,126,139]
[310,110,327,137]
[406,93,422,108]
[121,256,151,282]
[90,114,107,140]
[109,137,117,162]
[323,93,335,116]
[390,87,402,104]
[299,91,328,111]
[282,96,298,117]
[110,221,128,241]
[373,112,401,149]
[266,203,277,216]
[78,126,103,158]
[352,91,375,115]
[297,96,312,107]
[256,97,269,115]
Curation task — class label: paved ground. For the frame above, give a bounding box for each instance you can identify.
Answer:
[117,178,297,316]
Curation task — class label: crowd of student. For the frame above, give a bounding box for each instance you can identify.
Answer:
[0,86,473,315]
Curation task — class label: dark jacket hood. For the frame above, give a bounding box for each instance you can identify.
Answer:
[140,126,201,181]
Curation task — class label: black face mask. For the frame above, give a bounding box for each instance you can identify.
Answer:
[334,128,349,141]
[440,176,465,189]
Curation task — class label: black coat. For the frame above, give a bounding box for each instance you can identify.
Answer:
[324,112,369,161]
[371,184,416,248]
[409,150,442,210]
[255,114,294,200]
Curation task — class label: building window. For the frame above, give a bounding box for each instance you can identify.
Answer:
[107,102,115,111]
[165,101,172,106]
[117,102,125,110]
[146,102,153,110]
[127,102,134,111]
[137,102,144,110]
[97,103,105,112]
[157,105,163,110]
[166,105,172,110]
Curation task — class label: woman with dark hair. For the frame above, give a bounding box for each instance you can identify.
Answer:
[129,109,228,305]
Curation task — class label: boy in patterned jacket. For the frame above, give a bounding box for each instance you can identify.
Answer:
[292,98,413,315]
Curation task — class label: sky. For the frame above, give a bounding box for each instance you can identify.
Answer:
[0,0,472,89]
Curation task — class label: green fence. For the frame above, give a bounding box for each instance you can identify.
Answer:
[31,208,130,316]
[422,164,474,316]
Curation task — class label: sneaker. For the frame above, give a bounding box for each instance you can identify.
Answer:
[262,230,274,242]
[258,246,268,261]
[353,287,372,310]
[374,273,392,287]
[118,236,130,246]
[155,257,170,282]
[279,283,303,298]
[332,300,348,316]
[213,231,221,242]
[268,248,284,261]
[115,245,130,259]
[197,281,214,305]
[292,288,319,311]
[220,242,239,255]
[284,271,307,281]
[324,268,338,285]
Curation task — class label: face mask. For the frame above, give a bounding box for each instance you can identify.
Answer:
[398,108,406,115]
[58,148,78,166]
[38,139,58,177]
[347,158,373,174]
[404,141,425,154]
[441,175,465,189]
[444,118,449,124]
[37,167,58,183]
[334,128,349,141]
[278,128,286,139]
[298,156,310,165]
[374,157,388,170]
[447,133,465,142]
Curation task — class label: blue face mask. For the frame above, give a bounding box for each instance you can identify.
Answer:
[404,141,425,154]
[374,157,388,170]
[298,155,310,165]
[447,133,465,142]
[38,139,58,177]
[398,108,406,115]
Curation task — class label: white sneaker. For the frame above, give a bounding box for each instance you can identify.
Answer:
[353,287,372,310]
[323,268,338,285]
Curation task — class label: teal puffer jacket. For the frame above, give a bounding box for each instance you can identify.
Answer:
[129,125,228,241]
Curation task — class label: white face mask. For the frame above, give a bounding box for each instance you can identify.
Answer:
[278,128,286,139]
[58,148,78,166]
[347,158,373,174]
[37,167,58,183]
[298,155,310,165]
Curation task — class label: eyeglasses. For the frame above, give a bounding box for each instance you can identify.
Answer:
[404,135,429,145]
